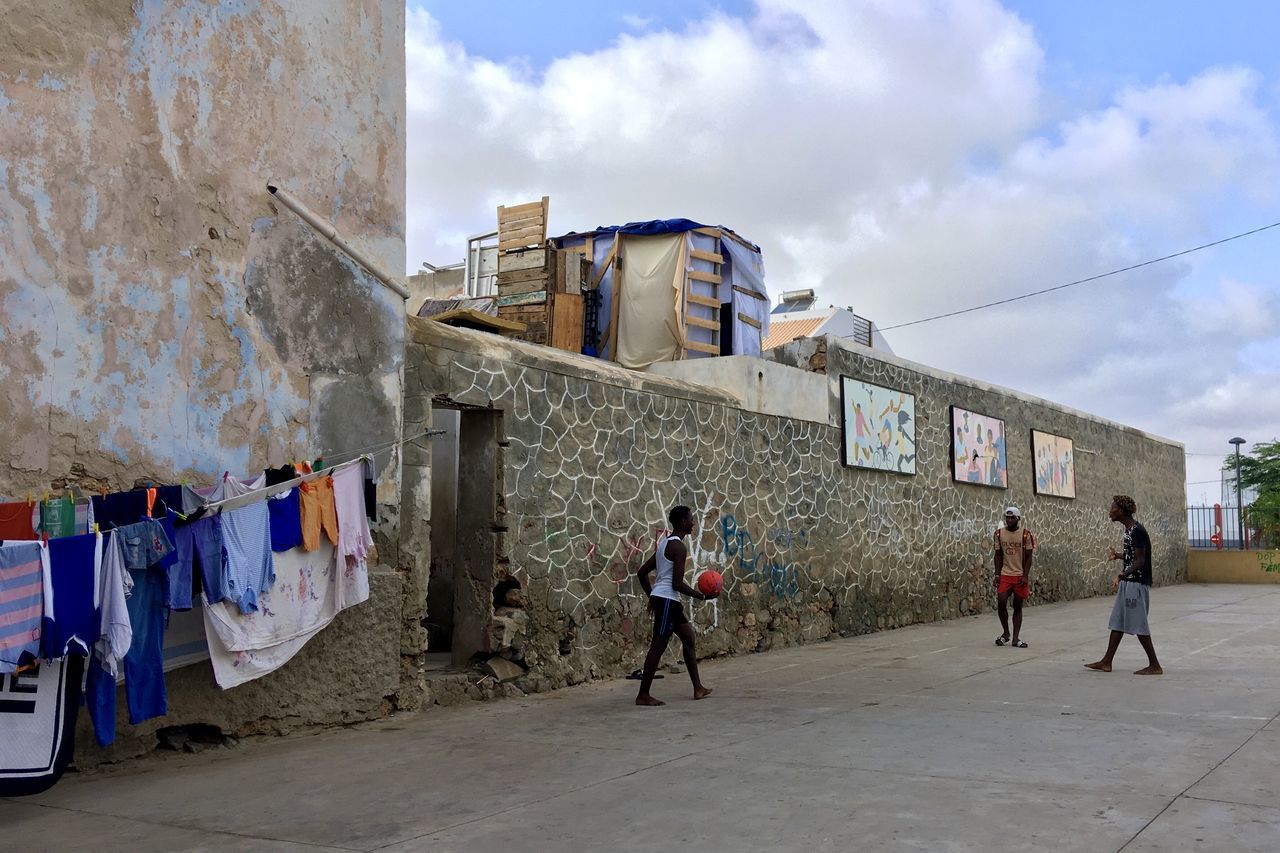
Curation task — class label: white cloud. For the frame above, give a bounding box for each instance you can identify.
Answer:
[405,1,1280,497]
[621,13,653,32]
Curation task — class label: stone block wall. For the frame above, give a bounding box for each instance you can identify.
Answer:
[402,321,1187,692]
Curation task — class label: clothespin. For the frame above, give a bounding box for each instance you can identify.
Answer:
[26,491,33,506]
[92,522,99,534]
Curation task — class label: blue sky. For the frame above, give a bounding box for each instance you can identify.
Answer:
[405,1,1280,500]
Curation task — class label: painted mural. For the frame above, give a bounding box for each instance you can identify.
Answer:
[840,376,916,474]
[1032,429,1076,499]
[950,405,1007,488]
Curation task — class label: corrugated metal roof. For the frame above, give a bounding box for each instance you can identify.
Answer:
[416,297,496,319]
[762,316,827,350]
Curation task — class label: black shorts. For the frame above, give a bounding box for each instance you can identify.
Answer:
[650,596,688,638]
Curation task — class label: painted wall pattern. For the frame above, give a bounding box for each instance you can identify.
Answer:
[404,323,1188,690]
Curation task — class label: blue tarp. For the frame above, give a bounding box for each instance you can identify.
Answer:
[557,219,760,248]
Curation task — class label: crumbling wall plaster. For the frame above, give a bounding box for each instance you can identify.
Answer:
[0,0,405,495]
[0,1,408,763]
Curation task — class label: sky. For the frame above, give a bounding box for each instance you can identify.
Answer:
[404,0,1280,504]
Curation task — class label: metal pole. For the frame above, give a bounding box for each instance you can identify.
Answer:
[1230,437,1247,550]
[266,183,411,300]
[1236,448,1245,549]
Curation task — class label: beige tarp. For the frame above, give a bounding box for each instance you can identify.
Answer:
[615,233,687,369]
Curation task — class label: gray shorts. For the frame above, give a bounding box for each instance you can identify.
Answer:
[1108,580,1151,636]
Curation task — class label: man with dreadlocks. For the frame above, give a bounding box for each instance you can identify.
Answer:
[1085,495,1163,675]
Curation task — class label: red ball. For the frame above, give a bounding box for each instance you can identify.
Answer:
[697,570,723,597]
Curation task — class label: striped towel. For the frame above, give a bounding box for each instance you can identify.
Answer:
[0,542,48,673]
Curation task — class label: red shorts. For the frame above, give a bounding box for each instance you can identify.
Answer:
[997,575,1030,599]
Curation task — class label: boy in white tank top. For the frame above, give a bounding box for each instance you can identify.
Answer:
[634,505,719,706]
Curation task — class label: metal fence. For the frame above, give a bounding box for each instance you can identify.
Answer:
[1187,505,1279,550]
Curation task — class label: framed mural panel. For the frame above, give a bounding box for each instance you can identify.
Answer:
[950,405,1008,488]
[1031,429,1076,498]
[840,376,916,474]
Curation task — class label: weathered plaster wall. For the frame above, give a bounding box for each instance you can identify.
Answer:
[0,0,404,495]
[0,1,408,761]
[402,320,1187,693]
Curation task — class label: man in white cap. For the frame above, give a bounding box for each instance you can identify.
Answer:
[994,506,1035,648]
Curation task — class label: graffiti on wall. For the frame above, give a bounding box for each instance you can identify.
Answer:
[719,513,815,602]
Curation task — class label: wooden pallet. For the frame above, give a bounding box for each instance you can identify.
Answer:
[492,198,586,354]
[497,197,549,253]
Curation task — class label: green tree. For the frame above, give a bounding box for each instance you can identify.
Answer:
[1231,440,1280,548]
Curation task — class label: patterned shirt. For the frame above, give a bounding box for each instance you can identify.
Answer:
[1120,522,1153,586]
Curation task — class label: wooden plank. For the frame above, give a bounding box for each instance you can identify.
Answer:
[497,210,545,230]
[497,290,548,308]
[497,199,544,219]
[591,239,618,290]
[685,315,720,331]
[513,326,547,345]
[688,270,721,284]
[498,303,546,316]
[497,249,547,273]
[553,250,589,295]
[690,249,723,264]
[499,227,546,247]
[719,227,757,251]
[549,291,584,353]
[732,284,768,301]
[607,248,623,359]
[498,235,545,252]
[499,225,546,249]
[497,277,548,297]
[737,312,762,330]
[496,267,548,286]
[687,293,721,308]
[497,217,544,239]
[428,308,527,334]
[684,340,719,355]
[498,310,548,326]
[693,227,722,239]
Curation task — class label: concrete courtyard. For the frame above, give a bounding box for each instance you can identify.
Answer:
[4,583,1280,852]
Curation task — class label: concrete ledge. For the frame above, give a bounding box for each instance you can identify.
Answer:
[407,317,737,408]
[646,356,832,426]
[1188,549,1280,583]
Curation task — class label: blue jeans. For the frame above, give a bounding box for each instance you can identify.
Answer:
[85,567,168,745]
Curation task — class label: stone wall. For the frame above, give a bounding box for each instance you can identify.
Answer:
[402,321,1187,692]
[0,2,408,762]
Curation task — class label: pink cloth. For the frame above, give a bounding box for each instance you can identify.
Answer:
[330,464,372,609]
[331,465,372,563]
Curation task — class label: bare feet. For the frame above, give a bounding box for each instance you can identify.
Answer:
[1134,665,1163,675]
[1084,661,1112,672]
[635,695,665,706]
[693,687,713,700]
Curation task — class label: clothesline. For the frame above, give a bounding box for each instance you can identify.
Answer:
[319,426,443,467]
[197,427,443,515]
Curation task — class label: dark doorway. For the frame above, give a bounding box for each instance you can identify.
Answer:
[425,406,500,667]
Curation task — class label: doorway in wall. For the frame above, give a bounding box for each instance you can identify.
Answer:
[425,405,500,668]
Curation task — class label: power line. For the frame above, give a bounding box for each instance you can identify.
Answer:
[876,220,1280,333]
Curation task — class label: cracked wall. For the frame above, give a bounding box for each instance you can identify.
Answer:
[0,1,407,762]
[402,321,1187,693]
